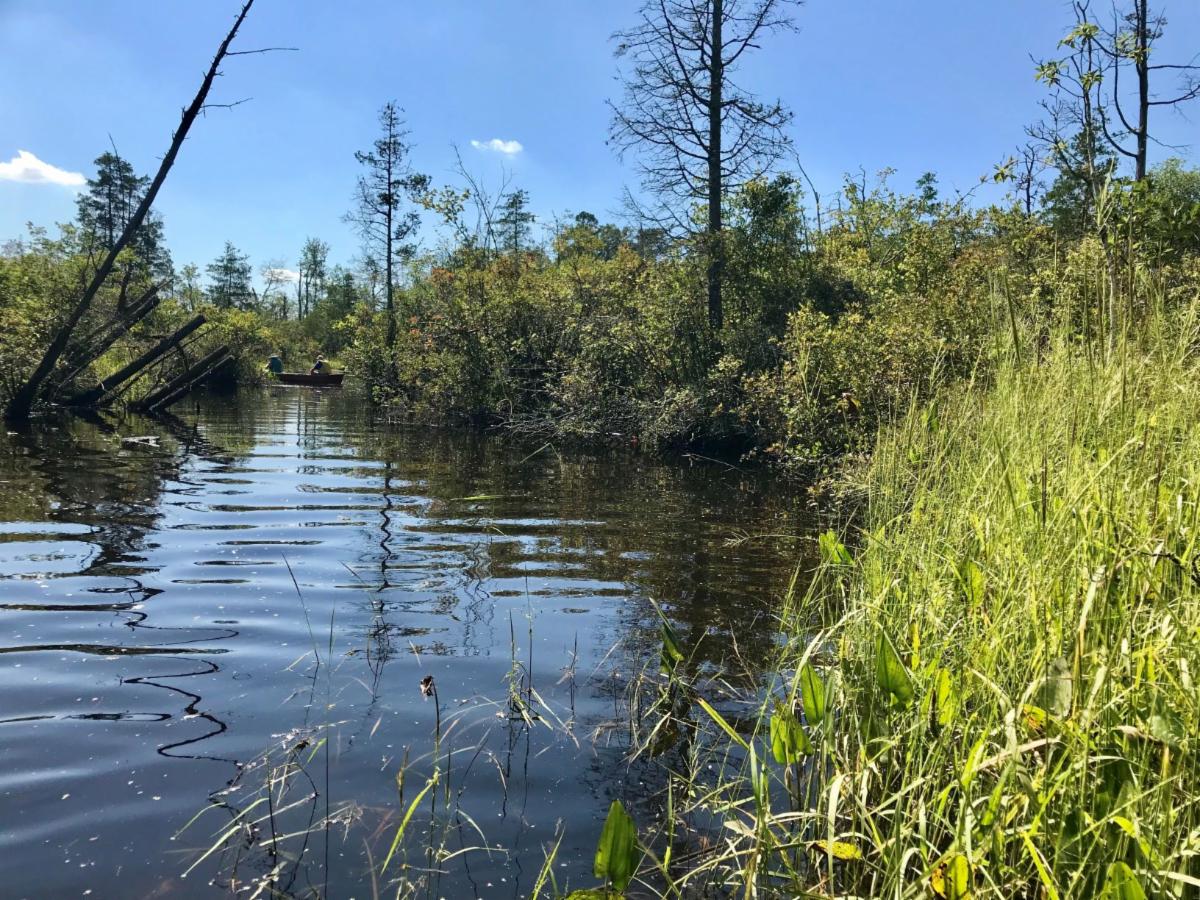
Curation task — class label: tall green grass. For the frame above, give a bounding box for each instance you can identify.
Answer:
[647,290,1200,898]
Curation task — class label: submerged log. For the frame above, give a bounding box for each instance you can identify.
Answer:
[135,345,232,412]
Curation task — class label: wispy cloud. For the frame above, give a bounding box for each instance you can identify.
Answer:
[470,138,524,156]
[265,268,300,283]
[0,150,85,187]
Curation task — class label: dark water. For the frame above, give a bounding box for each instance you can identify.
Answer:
[0,387,810,899]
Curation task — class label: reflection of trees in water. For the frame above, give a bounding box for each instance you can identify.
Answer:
[338,412,813,676]
[0,407,245,862]
[0,388,813,896]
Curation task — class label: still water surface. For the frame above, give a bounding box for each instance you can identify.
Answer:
[0,387,810,898]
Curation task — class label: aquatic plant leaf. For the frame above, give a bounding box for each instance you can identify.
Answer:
[958,558,985,608]
[1145,708,1184,749]
[818,530,853,566]
[660,620,684,674]
[1102,861,1147,900]
[594,799,638,892]
[696,697,750,750]
[1109,816,1156,864]
[808,839,862,860]
[563,891,609,900]
[1037,657,1073,718]
[934,667,959,727]
[770,700,813,765]
[875,630,914,706]
[946,854,972,899]
[800,663,827,724]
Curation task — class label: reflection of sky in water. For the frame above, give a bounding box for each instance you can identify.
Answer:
[0,388,813,898]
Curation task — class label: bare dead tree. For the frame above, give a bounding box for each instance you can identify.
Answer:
[4,0,259,421]
[1035,1,1199,186]
[448,143,513,256]
[1096,0,1200,181]
[609,0,801,331]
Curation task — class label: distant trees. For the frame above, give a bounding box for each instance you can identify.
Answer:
[555,212,627,261]
[497,190,536,255]
[206,241,254,310]
[177,263,205,310]
[347,102,429,348]
[297,237,329,318]
[610,0,800,330]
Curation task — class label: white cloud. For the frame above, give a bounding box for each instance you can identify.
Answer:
[265,268,300,283]
[470,138,524,156]
[0,150,85,187]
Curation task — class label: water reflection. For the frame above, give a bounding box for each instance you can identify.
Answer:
[0,387,811,898]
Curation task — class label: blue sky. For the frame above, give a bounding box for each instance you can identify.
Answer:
[2,0,1198,281]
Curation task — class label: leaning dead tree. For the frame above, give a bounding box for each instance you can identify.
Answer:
[4,0,258,422]
[609,0,800,331]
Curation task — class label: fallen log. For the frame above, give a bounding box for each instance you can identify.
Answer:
[135,345,232,411]
[67,314,207,407]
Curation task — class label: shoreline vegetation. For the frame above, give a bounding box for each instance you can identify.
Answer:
[3,0,1200,896]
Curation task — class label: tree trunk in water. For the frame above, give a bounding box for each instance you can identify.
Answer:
[135,345,232,411]
[68,314,207,406]
[3,0,256,422]
[706,0,724,332]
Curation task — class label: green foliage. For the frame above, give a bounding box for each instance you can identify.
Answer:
[593,800,638,893]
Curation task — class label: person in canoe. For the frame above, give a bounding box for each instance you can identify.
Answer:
[310,354,327,376]
[265,351,284,375]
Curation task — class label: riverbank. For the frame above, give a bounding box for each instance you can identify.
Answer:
[652,284,1200,897]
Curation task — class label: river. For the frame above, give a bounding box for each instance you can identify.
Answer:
[0,386,811,899]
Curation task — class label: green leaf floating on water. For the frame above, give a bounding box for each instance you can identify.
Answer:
[594,799,638,893]
[875,630,914,707]
[808,839,862,860]
[1102,861,1147,900]
[799,663,826,724]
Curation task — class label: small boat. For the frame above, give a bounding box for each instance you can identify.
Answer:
[274,372,345,387]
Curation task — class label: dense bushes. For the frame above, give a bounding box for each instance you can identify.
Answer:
[4,161,1197,468]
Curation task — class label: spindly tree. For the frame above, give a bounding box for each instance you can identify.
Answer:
[347,102,429,348]
[497,189,536,255]
[1035,1,1200,184]
[177,263,205,310]
[610,0,800,330]
[297,236,329,318]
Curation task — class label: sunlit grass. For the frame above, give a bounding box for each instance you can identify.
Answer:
[642,287,1200,897]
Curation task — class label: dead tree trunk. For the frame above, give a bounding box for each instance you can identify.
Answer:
[135,346,232,411]
[3,0,256,422]
[47,281,167,396]
[67,315,207,406]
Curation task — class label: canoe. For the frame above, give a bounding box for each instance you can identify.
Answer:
[275,372,345,387]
